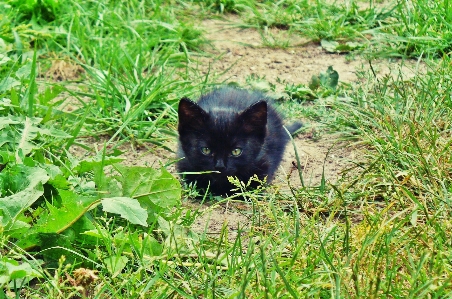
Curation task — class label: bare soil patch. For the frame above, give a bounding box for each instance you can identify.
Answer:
[196,17,360,87]
[195,16,422,89]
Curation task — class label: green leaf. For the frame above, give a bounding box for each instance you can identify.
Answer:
[319,66,339,90]
[0,132,15,149]
[104,256,129,278]
[127,232,163,258]
[110,165,181,222]
[0,257,42,287]
[321,39,340,53]
[0,116,71,157]
[4,220,29,237]
[69,215,97,245]
[14,189,98,250]
[0,54,11,65]
[0,185,44,227]
[0,117,20,130]
[38,85,64,106]
[286,84,317,101]
[308,76,321,91]
[16,117,38,157]
[321,39,364,53]
[95,166,181,224]
[0,77,20,93]
[310,66,339,92]
[101,197,148,227]
[0,165,49,229]
[74,156,123,174]
[15,62,32,80]
[41,190,98,233]
[117,166,181,207]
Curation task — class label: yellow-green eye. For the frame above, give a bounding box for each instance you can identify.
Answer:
[201,147,211,155]
[231,148,242,157]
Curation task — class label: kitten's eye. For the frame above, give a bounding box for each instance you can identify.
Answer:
[200,147,212,155]
[230,148,242,157]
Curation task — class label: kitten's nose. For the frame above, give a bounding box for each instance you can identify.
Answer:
[214,159,226,172]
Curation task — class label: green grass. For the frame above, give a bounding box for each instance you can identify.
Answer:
[1,0,452,298]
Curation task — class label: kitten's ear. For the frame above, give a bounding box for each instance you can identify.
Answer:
[178,98,208,131]
[239,101,267,135]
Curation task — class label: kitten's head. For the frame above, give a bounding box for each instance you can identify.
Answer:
[178,97,267,176]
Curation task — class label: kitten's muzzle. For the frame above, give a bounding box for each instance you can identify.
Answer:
[214,159,226,172]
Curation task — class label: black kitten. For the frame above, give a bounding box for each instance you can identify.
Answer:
[177,87,301,195]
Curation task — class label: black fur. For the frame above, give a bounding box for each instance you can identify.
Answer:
[177,87,301,195]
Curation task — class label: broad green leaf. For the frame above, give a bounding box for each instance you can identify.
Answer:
[16,117,41,158]
[123,232,163,258]
[345,42,364,51]
[0,54,10,65]
[321,39,364,53]
[320,39,340,53]
[4,220,29,237]
[158,216,198,249]
[0,77,20,93]
[99,165,181,223]
[0,164,49,193]
[38,163,70,189]
[308,76,320,91]
[104,256,128,278]
[36,126,72,139]
[0,98,15,111]
[74,156,123,174]
[0,151,14,164]
[15,189,98,249]
[15,117,70,157]
[41,190,98,233]
[0,131,15,148]
[0,257,42,287]
[320,66,339,90]
[285,84,317,101]
[0,117,20,130]
[15,62,32,79]
[0,166,49,229]
[115,165,181,208]
[68,215,98,245]
[310,66,339,92]
[101,197,148,226]
[0,116,70,157]
[82,228,109,239]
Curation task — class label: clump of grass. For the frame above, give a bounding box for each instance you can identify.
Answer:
[310,59,452,296]
[191,0,252,13]
[240,0,396,46]
[375,0,452,58]
[334,58,452,210]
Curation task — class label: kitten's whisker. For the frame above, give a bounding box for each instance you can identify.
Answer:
[177,171,221,175]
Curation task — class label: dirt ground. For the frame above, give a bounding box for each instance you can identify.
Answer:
[68,15,422,240]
